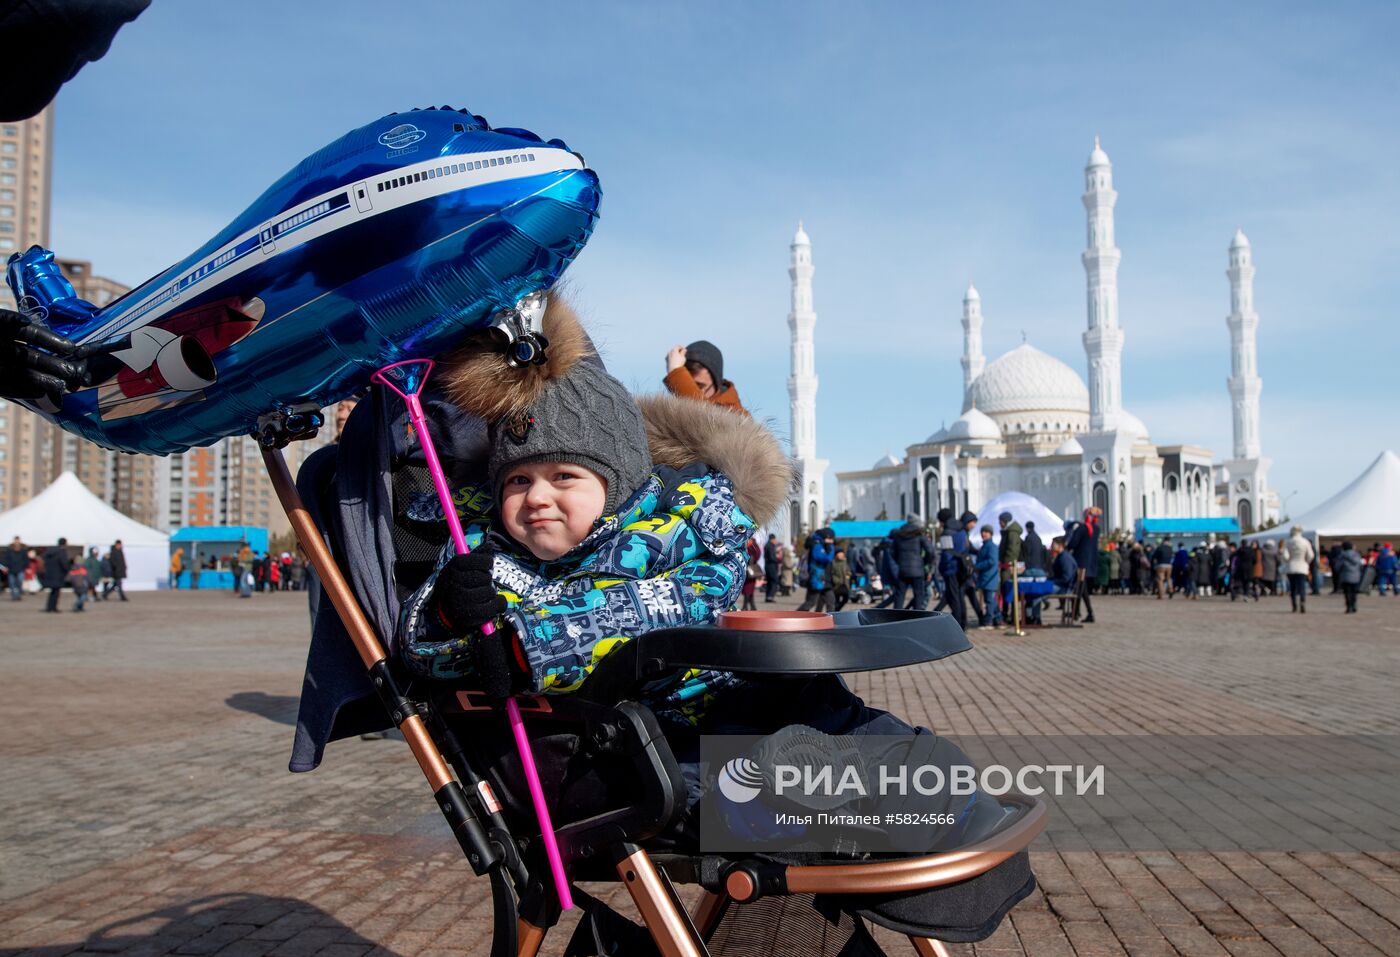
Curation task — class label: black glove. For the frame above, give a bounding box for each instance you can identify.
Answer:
[433,548,527,700]
[434,548,506,634]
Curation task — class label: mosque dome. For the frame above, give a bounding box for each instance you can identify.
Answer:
[873,452,901,469]
[1117,409,1150,442]
[1230,228,1250,249]
[1054,436,1084,456]
[945,407,1001,442]
[968,343,1090,418]
[792,220,810,246]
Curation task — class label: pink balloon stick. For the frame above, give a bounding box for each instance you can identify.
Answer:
[372,359,574,912]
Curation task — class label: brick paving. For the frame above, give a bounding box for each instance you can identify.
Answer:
[1,587,1398,955]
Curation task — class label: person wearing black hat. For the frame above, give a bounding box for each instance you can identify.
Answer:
[664,341,748,416]
[959,510,988,626]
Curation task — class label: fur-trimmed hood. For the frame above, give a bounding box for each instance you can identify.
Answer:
[438,291,793,527]
[637,392,793,527]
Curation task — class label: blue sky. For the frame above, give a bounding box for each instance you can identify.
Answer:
[49,1,1399,516]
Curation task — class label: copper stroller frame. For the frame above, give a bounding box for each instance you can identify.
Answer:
[264,447,1047,957]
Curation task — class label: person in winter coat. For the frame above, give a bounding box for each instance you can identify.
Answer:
[1021,521,1046,575]
[959,511,988,625]
[797,529,835,612]
[762,534,781,603]
[1031,538,1079,626]
[780,544,796,595]
[398,343,788,726]
[105,540,128,601]
[1376,543,1398,596]
[1211,543,1230,596]
[1104,544,1122,595]
[1192,545,1212,596]
[662,340,749,417]
[829,547,853,611]
[1064,508,1101,623]
[1280,528,1316,612]
[1333,541,1363,614]
[998,513,1022,585]
[874,535,901,608]
[391,314,997,867]
[1172,544,1193,598]
[741,536,762,611]
[974,526,1001,628]
[887,515,935,610]
[1152,539,1175,599]
[41,538,72,613]
[170,548,183,589]
[1260,540,1279,596]
[82,547,102,603]
[4,536,27,601]
[934,508,968,628]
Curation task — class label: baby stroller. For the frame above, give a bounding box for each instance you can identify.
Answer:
[270,393,1043,957]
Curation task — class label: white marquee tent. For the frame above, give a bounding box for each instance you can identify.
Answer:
[1244,450,1400,544]
[976,490,1067,545]
[0,471,170,590]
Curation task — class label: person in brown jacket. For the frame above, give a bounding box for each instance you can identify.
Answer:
[663,340,749,416]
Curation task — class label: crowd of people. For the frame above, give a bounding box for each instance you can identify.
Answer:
[224,546,308,597]
[4,535,128,612]
[752,514,1398,628]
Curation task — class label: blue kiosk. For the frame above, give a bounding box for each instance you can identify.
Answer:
[169,526,269,589]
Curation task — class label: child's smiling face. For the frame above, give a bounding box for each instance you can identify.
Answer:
[500,461,608,561]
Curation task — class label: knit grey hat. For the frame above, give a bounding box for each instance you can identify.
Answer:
[488,361,652,516]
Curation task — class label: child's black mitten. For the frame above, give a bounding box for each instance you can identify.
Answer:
[433,549,506,634]
[432,548,528,700]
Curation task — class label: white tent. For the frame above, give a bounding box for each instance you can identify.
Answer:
[0,471,170,590]
[977,490,1067,544]
[1245,450,1400,544]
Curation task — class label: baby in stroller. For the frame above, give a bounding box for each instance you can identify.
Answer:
[294,300,1037,954]
[395,306,1002,832]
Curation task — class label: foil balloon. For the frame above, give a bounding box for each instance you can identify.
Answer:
[4,107,602,454]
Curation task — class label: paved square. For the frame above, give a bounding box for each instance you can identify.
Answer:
[2,587,1398,956]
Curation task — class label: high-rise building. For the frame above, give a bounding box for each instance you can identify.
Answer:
[155,431,332,538]
[0,107,56,512]
[0,106,52,301]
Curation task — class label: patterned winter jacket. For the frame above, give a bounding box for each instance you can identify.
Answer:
[398,462,756,722]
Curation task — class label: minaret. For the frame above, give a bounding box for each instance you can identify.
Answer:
[1223,228,1272,529]
[1226,229,1261,459]
[787,222,827,535]
[1081,136,1124,432]
[960,283,985,412]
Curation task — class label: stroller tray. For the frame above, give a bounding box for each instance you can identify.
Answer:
[617,608,971,681]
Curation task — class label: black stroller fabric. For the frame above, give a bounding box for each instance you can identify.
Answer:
[842,851,1036,943]
[706,894,885,956]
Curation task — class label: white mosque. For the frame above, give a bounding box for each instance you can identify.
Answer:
[831,138,1278,533]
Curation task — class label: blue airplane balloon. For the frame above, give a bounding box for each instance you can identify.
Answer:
[4,106,602,454]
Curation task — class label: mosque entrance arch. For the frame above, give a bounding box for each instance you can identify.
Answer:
[922,469,940,520]
[1237,498,1253,532]
[1092,481,1110,527]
